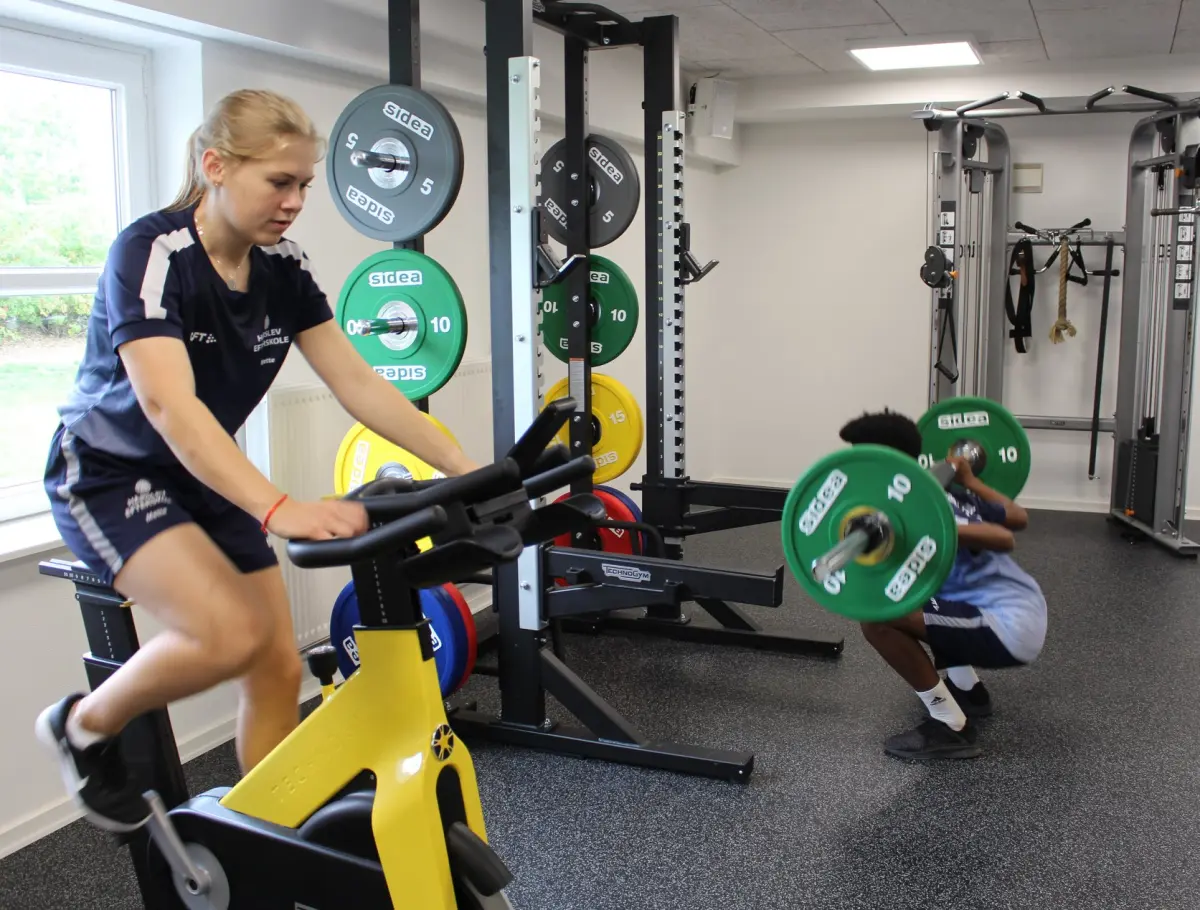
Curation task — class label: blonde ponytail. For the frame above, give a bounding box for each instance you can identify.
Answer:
[163,89,326,212]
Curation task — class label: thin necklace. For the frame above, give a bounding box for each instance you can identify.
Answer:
[195,218,248,290]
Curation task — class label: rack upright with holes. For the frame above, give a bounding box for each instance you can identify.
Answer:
[450,0,785,781]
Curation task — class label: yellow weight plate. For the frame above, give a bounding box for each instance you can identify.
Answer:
[332,412,459,495]
[333,425,434,496]
[331,413,462,554]
[544,373,643,484]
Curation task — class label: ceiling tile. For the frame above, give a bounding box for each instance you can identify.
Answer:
[1173,25,1200,49]
[774,22,906,70]
[1178,0,1200,29]
[1030,0,1176,8]
[721,0,894,32]
[685,54,824,76]
[977,38,1049,63]
[631,5,795,60]
[1036,3,1178,58]
[878,0,1042,42]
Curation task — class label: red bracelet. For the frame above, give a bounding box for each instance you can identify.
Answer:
[261,494,289,535]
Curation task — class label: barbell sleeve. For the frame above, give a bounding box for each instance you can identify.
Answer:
[349,150,412,172]
[349,316,418,337]
[812,529,872,584]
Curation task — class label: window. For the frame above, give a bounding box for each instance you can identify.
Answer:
[0,24,152,520]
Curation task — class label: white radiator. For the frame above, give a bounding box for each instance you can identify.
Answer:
[244,360,495,648]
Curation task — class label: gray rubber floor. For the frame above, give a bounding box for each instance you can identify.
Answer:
[3,509,1199,909]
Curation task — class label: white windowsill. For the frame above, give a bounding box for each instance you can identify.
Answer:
[0,512,68,565]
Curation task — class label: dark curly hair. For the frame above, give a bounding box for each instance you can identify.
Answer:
[838,409,923,460]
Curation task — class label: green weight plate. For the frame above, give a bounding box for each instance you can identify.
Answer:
[337,249,467,401]
[327,84,465,242]
[917,397,1031,499]
[781,444,958,623]
[539,256,639,365]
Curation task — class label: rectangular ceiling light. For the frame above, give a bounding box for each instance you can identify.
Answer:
[849,40,982,71]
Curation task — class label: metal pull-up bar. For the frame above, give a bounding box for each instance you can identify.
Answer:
[915,84,1197,121]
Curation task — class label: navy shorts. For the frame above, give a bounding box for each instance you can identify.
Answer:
[923,597,1025,670]
[44,425,277,588]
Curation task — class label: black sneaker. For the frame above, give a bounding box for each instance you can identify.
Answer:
[946,678,994,718]
[884,718,981,760]
[35,694,151,833]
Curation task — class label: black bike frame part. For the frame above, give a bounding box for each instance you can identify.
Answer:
[39,561,191,905]
[142,793,393,908]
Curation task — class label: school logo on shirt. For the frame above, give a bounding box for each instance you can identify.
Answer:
[255,315,289,354]
[126,479,172,523]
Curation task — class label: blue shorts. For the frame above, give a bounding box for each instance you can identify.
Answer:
[44,424,277,588]
[923,597,1025,670]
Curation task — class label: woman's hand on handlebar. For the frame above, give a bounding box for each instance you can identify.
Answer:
[266,499,369,540]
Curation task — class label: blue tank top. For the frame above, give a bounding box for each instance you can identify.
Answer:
[57,205,333,464]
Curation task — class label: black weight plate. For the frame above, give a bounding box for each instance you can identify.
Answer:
[540,133,640,248]
[920,245,950,289]
[327,84,464,243]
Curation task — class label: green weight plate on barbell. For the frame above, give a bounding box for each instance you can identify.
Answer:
[539,256,639,366]
[337,249,467,401]
[781,444,958,623]
[917,397,1031,499]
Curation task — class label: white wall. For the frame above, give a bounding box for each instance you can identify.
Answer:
[1001,113,1143,510]
[692,117,931,486]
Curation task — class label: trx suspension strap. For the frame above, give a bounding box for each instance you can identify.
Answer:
[1006,237,1035,353]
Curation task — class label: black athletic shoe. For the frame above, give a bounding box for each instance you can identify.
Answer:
[35,693,151,833]
[946,679,994,718]
[884,718,981,760]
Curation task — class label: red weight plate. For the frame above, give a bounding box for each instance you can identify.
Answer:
[551,490,636,553]
[443,582,477,687]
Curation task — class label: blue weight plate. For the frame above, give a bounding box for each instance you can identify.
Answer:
[425,585,468,696]
[329,583,462,696]
[421,585,461,697]
[598,486,647,554]
[329,581,361,682]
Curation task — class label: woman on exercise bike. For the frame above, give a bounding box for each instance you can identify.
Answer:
[36,88,478,832]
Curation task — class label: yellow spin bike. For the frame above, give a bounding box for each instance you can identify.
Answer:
[140,403,600,909]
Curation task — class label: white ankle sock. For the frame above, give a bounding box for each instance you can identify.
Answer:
[947,666,981,691]
[65,705,109,750]
[916,681,967,731]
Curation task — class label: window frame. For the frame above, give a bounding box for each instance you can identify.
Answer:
[0,23,155,521]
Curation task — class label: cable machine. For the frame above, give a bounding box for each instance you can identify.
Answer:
[915,86,1200,555]
[1112,106,1200,553]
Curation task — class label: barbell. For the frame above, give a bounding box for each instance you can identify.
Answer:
[782,397,1031,623]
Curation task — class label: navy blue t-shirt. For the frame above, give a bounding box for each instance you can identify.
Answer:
[58,205,333,464]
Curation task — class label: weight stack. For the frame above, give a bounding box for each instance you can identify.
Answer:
[1116,439,1158,524]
